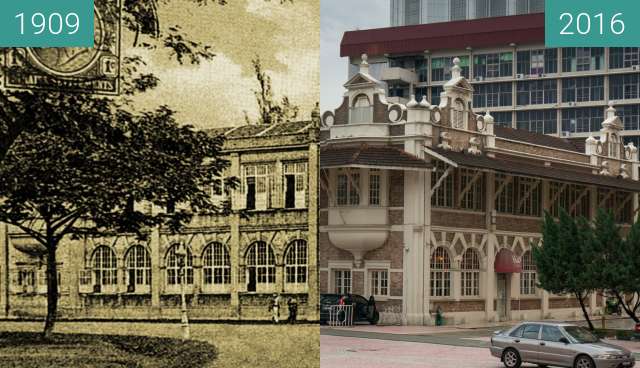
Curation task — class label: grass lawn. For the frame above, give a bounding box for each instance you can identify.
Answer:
[0,321,319,368]
[0,331,216,368]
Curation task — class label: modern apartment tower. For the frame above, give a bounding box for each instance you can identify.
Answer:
[345,6,640,147]
[391,0,544,26]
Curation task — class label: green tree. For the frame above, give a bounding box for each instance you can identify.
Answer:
[245,57,299,125]
[533,210,596,330]
[0,101,235,338]
[592,210,640,322]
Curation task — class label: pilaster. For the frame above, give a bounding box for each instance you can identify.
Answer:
[150,227,161,308]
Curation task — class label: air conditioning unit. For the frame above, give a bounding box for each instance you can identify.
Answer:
[633,65,639,71]
[538,73,544,78]
[561,131,571,137]
[516,73,524,79]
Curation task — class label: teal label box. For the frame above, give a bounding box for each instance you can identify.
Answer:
[546,0,640,47]
[0,0,94,47]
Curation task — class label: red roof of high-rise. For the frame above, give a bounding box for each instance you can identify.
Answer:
[340,13,545,57]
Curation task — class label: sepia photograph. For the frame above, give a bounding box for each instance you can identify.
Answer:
[0,0,319,367]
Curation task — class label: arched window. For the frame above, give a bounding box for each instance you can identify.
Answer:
[166,244,193,285]
[452,99,465,129]
[125,245,151,287]
[461,248,481,296]
[353,94,370,108]
[245,241,276,291]
[351,94,372,124]
[430,247,451,297]
[285,240,307,284]
[520,251,537,295]
[202,242,230,285]
[92,246,117,286]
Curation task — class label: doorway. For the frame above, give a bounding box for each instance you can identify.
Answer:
[497,273,509,321]
[247,268,257,292]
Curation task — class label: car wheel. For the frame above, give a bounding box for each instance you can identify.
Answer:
[574,355,595,368]
[369,311,380,325]
[502,348,522,368]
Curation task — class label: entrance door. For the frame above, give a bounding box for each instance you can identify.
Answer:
[247,268,257,292]
[497,273,508,321]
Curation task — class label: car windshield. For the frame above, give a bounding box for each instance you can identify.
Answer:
[563,326,599,343]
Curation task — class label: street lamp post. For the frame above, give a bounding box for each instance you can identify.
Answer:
[176,242,190,340]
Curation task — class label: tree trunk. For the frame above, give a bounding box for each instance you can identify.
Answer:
[576,292,595,330]
[615,291,640,323]
[42,245,59,339]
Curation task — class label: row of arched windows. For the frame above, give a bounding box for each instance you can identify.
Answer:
[429,247,537,297]
[90,240,308,289]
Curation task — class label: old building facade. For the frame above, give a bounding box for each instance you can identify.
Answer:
[319,56,640,325]
[0,121,319,321]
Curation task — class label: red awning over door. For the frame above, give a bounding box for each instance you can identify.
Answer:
[495,248,522,273]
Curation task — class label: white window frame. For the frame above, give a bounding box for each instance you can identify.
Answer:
[460,249,481,297]
[430,247,452,297]
[202,242,231,293]
[124,245,151,294]
[369,169,381,206]
[284,162,308,209]
[92,246,118,293]
[335,169,360,207]
[520,251,537,296]
[369,269,389,298]
[165,244,194,294]
[285,239,308,293]
[242,164,273,211]
[246,241,276,293]
[334,269,352,295]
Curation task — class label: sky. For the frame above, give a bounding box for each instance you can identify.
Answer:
[130,0,320,130]
[320,0,389,114]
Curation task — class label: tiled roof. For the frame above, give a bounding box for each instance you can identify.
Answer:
[427,148,640,192]
[495,126,582,152]
[206,121,313,139]
[321,144,432,171]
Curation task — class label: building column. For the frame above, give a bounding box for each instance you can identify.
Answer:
[0,223,8,317]
[307,138,319,320]
[150,227,161,309]
[67,238,83,312]
[402,169,426,325]
[541,290,550,319]
[485,172,497,322]
[229,152,241,317]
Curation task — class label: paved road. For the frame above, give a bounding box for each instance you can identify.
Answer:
[321,334,536,368]
[321,323,640,368]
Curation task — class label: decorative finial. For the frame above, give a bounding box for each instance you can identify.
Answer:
[607,101,616,119]
[360,53,369,74]
[484,110,494,125]
[419,95,431,108]
[407,94,418,108]
[451,57,461,79]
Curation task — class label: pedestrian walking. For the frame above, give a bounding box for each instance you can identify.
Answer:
[271,293,281,323]
[287,297,298,324]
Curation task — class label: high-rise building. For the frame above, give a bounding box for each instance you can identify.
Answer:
[342,11,640,147]
[391,0,544,26]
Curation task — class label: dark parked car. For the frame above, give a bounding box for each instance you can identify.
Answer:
[320,293,379,325]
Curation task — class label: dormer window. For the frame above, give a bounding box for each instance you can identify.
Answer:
[452,99,466,129]
[609,133,620,158]
[350,94,373,124]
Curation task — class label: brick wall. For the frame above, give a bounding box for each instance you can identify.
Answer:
[511,298,542,311]
[319,232,353,268]
[432,300,485,313]
[364,231,404,269]
[549,297,580,309]
[334,97,349,125]
[390,271,403,297]
[432,210,485,229]
[320,270,328,293]
[352,271,364,295]
[389,171,404,207]
[496,216,542,233]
